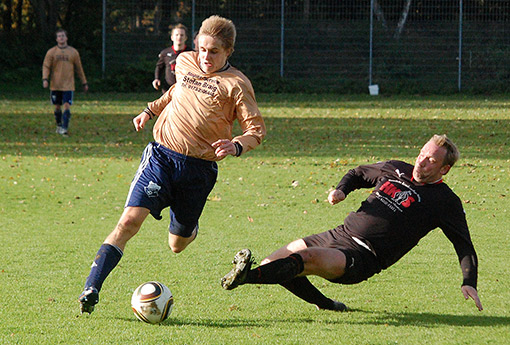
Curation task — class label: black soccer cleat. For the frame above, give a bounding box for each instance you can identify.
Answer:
[79,287,99,314]
[316,300,348,312]
[221,249,254,290]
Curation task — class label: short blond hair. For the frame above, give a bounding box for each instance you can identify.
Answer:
[429,134,460,167]
[198,15,236,52]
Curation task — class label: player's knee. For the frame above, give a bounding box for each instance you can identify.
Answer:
[287,239,308,252]
[116,217,142,238]
[168,237,190,253]
[297,248,345,279]
[296,249,313,263]
[260,258,271,265]
[168,223,197,253]
[169,245,184,254]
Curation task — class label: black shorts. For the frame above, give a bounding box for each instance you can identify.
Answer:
[302,225,381,284]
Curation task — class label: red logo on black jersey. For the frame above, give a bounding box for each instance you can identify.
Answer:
[379,181,416,208]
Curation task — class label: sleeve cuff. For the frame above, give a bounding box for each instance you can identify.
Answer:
[234,142,243,157]
[143,107,155,120]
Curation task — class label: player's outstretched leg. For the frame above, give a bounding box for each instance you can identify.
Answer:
[221,249,254,290]
[222,250,306,290]
[78,243,123,314]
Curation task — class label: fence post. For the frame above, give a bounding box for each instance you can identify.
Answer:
[102,0,106,78]
[458,0,463,92]
[280,0,285,78]
[369,0,374,86]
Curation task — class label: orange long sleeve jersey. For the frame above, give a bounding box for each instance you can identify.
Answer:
[42,45,87,91]
[147,51,266,161]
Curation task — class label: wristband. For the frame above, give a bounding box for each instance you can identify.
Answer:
[143,107,155,120]
[234,142,243,157]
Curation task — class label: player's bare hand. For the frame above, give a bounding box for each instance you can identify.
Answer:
[83,84,89,93]
[212,139,236,159]
[133,112,150,132]
[152,79,161,90]
[461,285,483,311]
[328,189,346,205]
[42,80,49,89]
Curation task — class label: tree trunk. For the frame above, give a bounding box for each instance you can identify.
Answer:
[29,0,61,38]
[16,0,24,33]
[2,0,13,34]
[154,0,162,35]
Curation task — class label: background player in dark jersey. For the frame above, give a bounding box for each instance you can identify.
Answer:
[221,134,483,312]
[152,24,192,93]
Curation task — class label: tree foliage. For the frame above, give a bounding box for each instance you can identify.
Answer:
[1,0,509,91]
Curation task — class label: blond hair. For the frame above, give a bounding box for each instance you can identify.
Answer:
[429,134,460,167]
[198,15,236,52]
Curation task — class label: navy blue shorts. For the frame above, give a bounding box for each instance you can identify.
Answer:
[125,142,218,237]
[303,225,381,284]
[50,91,74,105]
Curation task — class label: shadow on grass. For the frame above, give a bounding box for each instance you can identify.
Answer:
[339,309,510,328]
[116,311,510,328]
[259,93,510,110]
[1,113,509,161]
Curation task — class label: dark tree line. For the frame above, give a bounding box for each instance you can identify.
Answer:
[1,0,508,85]
[1,0,508,39]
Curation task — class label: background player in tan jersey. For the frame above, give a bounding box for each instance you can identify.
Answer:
[79,15,266,314]
[42,28,88,136]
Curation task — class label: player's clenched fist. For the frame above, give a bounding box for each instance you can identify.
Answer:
[328,189,346,205]
[133,112,150,131]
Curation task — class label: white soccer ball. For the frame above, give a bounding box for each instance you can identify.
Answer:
[131,281,174,324]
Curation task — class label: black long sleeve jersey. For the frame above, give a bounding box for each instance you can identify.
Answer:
[154,46,192,87]
[337,160,478,288]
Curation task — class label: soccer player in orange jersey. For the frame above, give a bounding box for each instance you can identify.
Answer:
[79,16,266,314]
[42,29,88,136]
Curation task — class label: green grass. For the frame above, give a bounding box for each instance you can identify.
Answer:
[1,91,509,344]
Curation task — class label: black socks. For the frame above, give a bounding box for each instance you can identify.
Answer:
[245,253,304,284]
[243,253,342,310]
[54,110,62,126]
[281,276,338,310]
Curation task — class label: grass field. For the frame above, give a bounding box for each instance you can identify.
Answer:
[1,91,509,344]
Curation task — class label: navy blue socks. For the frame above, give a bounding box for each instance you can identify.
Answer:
[84,243,123,292]
[62,109,71,129]
[54,110,62,126]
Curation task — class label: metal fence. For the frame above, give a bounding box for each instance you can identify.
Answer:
[103,0,510,93]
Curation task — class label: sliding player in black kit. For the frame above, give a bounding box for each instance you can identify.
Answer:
[221,135,483,312]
